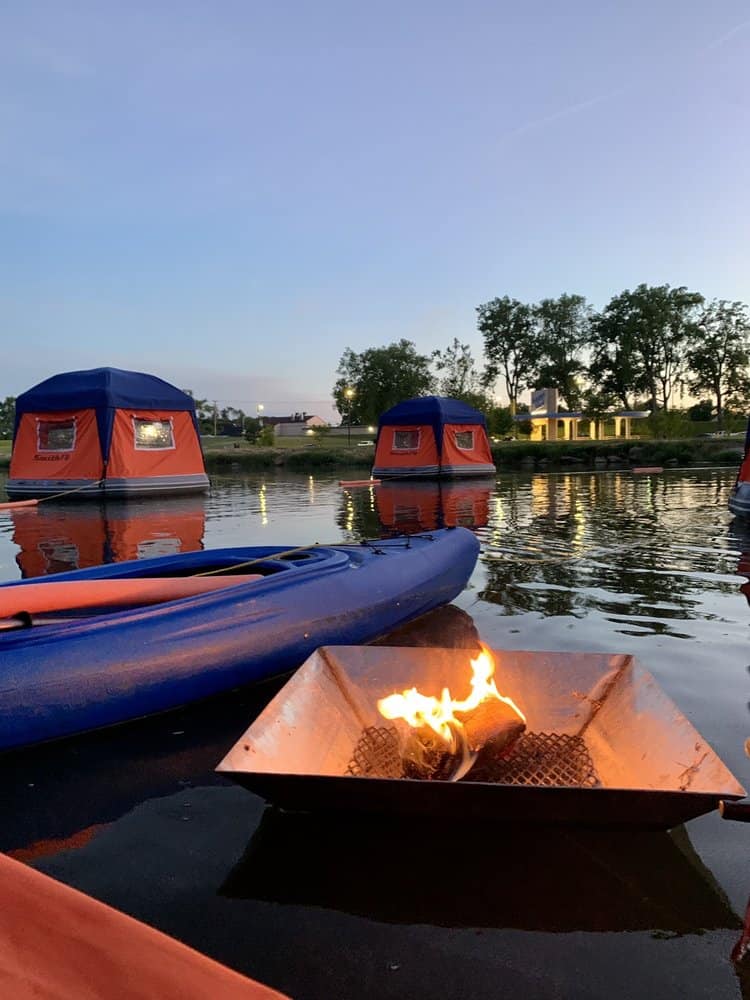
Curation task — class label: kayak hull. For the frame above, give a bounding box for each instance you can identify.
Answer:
[0,528,479,751]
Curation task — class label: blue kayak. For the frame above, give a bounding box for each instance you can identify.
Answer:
[0,527,479,751]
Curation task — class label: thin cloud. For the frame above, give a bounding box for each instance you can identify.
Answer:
[505,86,631,139]
[705,17,750,51]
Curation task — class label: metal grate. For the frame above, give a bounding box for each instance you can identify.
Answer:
[346,726,404,778]
[345,728,600,789]
[466,732,600,788]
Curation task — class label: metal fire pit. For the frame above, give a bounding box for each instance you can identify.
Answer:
[216,646,746,829]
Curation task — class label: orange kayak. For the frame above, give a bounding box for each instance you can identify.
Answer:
[0,853,287,999]
[0,575,263,618]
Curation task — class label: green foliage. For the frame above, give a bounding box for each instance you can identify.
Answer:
[486,405,515,437]
[243,417,263,443]
[0,397,16,439]
[477,297,539,414]
[431,338,488,406]
[642,409,693,439]
[534,294,591,409]
[687,399,714,421]
[333,340,434,424]
[687,300,750,427]
[258,426,275,447]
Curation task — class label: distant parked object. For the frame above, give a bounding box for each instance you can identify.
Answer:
[372,396,496,478]
[7,367,209,499]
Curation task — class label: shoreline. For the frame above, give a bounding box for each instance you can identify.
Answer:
[0,437,743,476]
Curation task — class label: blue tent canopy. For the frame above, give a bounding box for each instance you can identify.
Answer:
[13,367,199,456]
[376,396,487,457]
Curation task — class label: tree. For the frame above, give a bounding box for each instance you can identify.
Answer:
[588,285,703,411]
[687,399,714,422]
[0,397,16,439]
[332,340,434,425]
[534,294,591,410]
[477,297,540,416]
[581,387,617,440]
[587,302,644,411]
[687,300,750,429]
[432,338,480,398]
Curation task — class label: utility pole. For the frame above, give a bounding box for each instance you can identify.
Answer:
[213,401,218,436]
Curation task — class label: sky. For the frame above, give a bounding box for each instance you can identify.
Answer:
[1,1,749,421]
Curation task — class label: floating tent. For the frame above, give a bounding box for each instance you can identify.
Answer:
[371,396,496,478]
[7,367,210,499]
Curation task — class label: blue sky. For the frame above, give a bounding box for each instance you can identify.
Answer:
[1,2,749,420]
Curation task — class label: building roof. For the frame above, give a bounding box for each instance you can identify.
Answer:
[514,410,650,421]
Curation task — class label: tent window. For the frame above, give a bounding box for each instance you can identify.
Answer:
[133,418,175,450]
[37,418,76,452]
[393,430,420,451]
[455,430,474,450]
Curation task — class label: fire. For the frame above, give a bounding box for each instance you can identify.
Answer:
[377,645,526,751]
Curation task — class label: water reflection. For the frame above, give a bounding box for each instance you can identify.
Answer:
[336,479,491,538]
[479,471,741,630]
[222,808,740,935]
[9,497,206,577]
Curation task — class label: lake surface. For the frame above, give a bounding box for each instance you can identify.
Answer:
[1,467,749,999]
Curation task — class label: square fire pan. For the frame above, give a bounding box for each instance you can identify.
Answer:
[216,646,746,829]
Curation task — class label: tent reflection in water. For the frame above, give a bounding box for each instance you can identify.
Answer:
[372,396,496,479]
[10,498,205,577]
[7,367,209,499]
[376,480,491,533]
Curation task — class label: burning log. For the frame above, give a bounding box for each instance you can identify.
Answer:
[457,697,526,757]
[378,644,527,781]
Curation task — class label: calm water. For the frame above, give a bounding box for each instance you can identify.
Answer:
[1,467,749,999]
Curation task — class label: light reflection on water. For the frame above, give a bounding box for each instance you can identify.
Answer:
[1,467,749,998]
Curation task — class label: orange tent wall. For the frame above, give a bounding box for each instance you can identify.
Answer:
[9,410,104,481]
[105,409,205,479]
[372,425,439,470]
[440,423,494,469]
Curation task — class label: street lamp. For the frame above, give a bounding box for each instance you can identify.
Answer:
[344,387,355,445]
[257,403,264,428]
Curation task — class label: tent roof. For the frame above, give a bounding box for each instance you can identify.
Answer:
[15,368,196,415]
[378,396,487,427]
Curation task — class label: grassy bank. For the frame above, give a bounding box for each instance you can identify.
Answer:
[0,435,743,475]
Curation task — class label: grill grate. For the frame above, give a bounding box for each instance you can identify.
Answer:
[465,732,600,788]
[345,727,600,789]
[346,726,404,778]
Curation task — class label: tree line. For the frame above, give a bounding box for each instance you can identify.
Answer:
[334,284,750,431]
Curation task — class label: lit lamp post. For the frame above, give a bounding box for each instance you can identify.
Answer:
[257,403,264,428]
[344,387,355,445]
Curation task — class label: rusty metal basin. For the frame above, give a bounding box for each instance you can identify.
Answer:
[216,646,746,829]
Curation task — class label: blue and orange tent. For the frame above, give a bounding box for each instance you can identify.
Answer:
[372,396,496,478]
[8,367,209,499]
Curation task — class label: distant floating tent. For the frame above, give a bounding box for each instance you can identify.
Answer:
[371,396,496,479]
[7,367,210,499]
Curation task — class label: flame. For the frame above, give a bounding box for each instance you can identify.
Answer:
[377,645,526,751]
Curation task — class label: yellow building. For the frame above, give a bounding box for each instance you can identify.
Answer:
[518,389,649,441]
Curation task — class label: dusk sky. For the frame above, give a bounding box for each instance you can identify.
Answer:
[2,2,749,421]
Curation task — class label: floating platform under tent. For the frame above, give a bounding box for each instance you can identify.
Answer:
[6,367,209,499]
[371,396,496,479]
[217,645,746,830]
